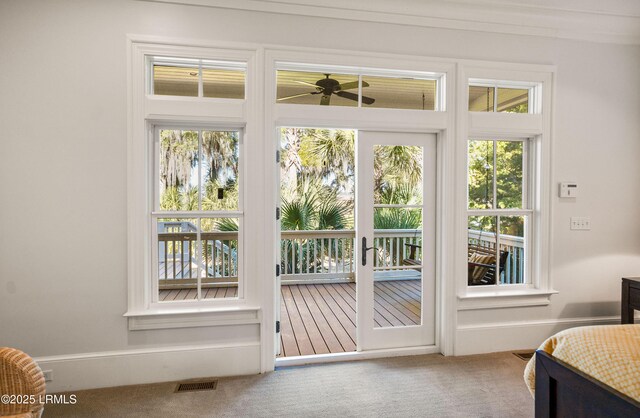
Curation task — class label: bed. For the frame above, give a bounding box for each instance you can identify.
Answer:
[524,325,640,417]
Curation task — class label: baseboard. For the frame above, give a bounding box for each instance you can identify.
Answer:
[34,342,261,393]
[455,315,621,355]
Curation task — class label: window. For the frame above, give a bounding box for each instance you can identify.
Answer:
[467,139,530,287]
[151,56,246,99]
[154,128,242,302]
[468,81,532,113]
[276,67,442,110]
[127,42,259,329]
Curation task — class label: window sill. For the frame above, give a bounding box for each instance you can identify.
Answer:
[124,306,261,330]
[457,288,558,311]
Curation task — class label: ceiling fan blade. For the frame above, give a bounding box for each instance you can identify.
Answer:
[361,95,376,105]
[335,91,376,105]
[294,80,321,88]
[335,90,359,101]
[277,92,317,101]
[336,80,370,91]
[336,81,359,90]
[320,94,331,105]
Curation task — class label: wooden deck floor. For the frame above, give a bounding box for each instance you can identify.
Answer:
[279,280,421,358]
[159,286,237,301]
[159,280,422,358]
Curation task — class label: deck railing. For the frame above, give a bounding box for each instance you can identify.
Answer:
[157,222,238,288]
[467,230,525,284]
[280,229,422,284]
[156,223,525,287]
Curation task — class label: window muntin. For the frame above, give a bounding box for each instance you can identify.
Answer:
[468,83,531,113]
[467,139,529,287]
[154,128,242,302]
[151,56,246,99]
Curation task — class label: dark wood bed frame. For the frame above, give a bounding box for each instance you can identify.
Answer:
[535,350,640,417]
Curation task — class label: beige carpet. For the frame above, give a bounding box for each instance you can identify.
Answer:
[43,352,533,417]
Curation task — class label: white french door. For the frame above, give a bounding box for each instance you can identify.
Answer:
[355,131,437,351]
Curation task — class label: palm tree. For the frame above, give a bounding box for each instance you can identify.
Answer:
[280,177,351,274]
[373,145,422,202]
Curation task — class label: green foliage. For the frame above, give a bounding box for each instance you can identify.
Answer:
[467,140,524,236]
[159,130,239,212]
[374,145,422,204]
[281,178,350,231]
[505,103,528,113]
[215,218,239,231]
[374,209,421,230]
[377,183,421,206]
[317,199,350,230]
[281,197,316,231]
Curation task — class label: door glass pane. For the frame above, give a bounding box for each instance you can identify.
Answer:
[201,218,239,299]
[159,130,199,211]
[374,145,423,205]
[157,218,199,301]
[468,140,494,209]
[496,140,523,209]
[362,76,436,110]
[201,131,240,211]
[467,216,497,286]
[373,207,422,328]
[277,70,359,107]
[469,86,494,112]
[499,216,526,285]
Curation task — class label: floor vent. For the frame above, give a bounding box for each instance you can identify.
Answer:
[513,352,535,361]
[175,380,218,393]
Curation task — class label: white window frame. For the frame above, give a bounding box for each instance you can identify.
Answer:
[457,65,557,310]
[125,39,262,330]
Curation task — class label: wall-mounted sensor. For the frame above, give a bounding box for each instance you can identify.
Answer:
[559,182,578,198]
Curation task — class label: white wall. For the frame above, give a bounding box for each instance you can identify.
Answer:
[1,0,639,389]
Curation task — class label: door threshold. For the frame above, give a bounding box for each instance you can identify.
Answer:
[275,345,440,367]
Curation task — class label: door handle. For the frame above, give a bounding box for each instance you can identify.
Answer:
[361,237,374,266]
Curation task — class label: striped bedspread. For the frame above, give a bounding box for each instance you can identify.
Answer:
[524,324,640,401]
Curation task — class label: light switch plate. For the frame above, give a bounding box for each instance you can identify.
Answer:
[570,217,591,230]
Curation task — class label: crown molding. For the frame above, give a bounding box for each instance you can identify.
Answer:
[141,0,640,45]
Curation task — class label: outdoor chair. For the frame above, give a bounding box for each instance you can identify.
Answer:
[402,243,422,272]
[467,245,509,285]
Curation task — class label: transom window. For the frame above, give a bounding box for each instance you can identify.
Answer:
[150,56,246,99]
[153,128,243,302]
[467,138,531,287]
[276,67,441,110]
[468,80,535,113]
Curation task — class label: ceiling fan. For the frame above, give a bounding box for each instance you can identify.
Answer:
[278,74,375,106]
